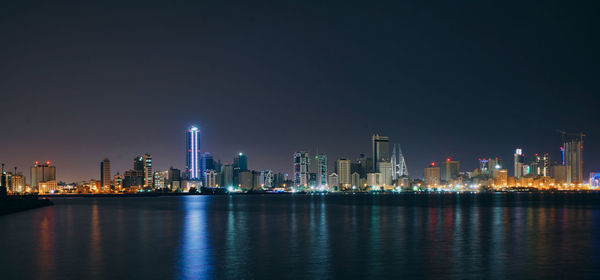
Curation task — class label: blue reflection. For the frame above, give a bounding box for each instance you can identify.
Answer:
[178,197,213,279]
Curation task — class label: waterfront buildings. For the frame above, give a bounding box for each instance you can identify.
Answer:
[372,134,390,172]
[336,158,351,188]
[30,161,56,189]
[315,154,328,188]
[100,158,111,189]
[564,138,583,184]
[424,163,440,187]
[514,148,525,178]
[294,151,309,187]
[186,126,201,180]
[328,173,338,189]
[440,158,459,182]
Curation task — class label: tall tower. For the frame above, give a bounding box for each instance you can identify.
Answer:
[513,148,524,178]
[100,158,111,188]
[336,158,351,187]
[564,137,583,184]
[293,151,309,187]
[143,154,153,188]
[315,154,328,187]
[391,144,408,179]
[372,134,390,172]
[186,126,201,180]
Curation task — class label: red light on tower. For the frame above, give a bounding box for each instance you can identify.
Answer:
[446,158,451,162]
[430,162,436,166]
[46,161,50,165]
[34,161,39,165]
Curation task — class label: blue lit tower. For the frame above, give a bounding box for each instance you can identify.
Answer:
[186,126,201,180]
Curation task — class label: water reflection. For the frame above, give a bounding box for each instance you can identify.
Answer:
[1,194,600,279]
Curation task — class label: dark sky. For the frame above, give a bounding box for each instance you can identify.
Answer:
[1,0,599,183]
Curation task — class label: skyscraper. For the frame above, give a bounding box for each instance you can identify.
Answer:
[315,154,328,187]
[100,158,111,188]
[513,148,525,178]
[293,151,309,187]
[391,144,408,179]
[336,158,351,187]
[563,138,583,184]
[234,153,248,172]
[440,158,459,182]
[424,163,440,187]
[143,153,153,188]
[186,126,201,180]
[30,161,56,188]
[372,134,390,172]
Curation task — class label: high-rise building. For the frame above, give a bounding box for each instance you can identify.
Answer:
[440,158,459,182]
[377,161,392,186]
[260,170,274,188]
[113,173,123,189]
[100,158,111,188]
[200,152,215,182]
[143,154,153,188]
[186,126,201,180]
[530,153,550,177]
[328,173,339,189]
[552,165,571,185]
[494,169,508,186]
[167,167,181,191]
[351,172,360,188]
[30,161,56,188]
[234,153,248,172]
[488,157,503,178]
[153,171,168,189]
[315,154,328,187]
[590,172,600,187]
[372,134,390,172]
[294,151,309,187]
[563,138,583,184]
[424,163,440,187]
[391,144,408,179]
[336,158,351,187]
[222,164,234,187]
[133,156,144,172]
[513,148,525,178]
[205,170,218,187]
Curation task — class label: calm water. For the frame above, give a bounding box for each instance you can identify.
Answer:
[2,193,600,279]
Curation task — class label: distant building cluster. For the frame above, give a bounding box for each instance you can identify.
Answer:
[0,127,597,194]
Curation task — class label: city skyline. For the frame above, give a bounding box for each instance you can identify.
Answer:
[1,1,598,183]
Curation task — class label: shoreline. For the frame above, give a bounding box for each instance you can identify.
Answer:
[0,197,54,215]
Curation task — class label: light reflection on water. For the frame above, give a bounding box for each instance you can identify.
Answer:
[1,193,600,279]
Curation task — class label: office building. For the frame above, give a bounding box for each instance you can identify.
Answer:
[590,172,600,187]
[328,173,338,189]
[143,154,153,188]
[294,151,309,187]
[260,170,274,188]
[205,170,218,187]
[424,163,440,187]
[167,167,181,191]
[372,134,390,172]
[552,165,571,185]
[514,148,525,178]
[440,158,459,182]
[100,158,111,188]
[186,126,201,180]
[563,138,583,184]
[113,173,123,189]
[315,154,328,187]
[377,161,392,186]
[30,161,56,188]
[234,153,248,172]
[336,158,351,187]
[222,164,234,187]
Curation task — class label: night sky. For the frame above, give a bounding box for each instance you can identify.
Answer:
[1,0,598,183]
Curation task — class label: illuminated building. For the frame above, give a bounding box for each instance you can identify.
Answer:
[513,148,525,178]
[424,163,440,187]
[377,161,392,187]
[552,165,571,185]
[440,158,459,182]
[315,154,328,187]
[260,170,274,188]
[205,170,218,187]
[530,153,550,177]
[351,172,360,188]
[153,171,167,189]
[113,173,123,189]
[167,167,181,191]
[293,151,309,187]
[200,152,214,183]
[38,180,58,194]
[563,138,583,184]
[238,171,253,190]
[123,170,144,189]
[494,169,508,186]
[488,157,503,178]
[372,134,390,172]
[185,126,201,180]
[100,158,111,188]
[30,161,56,188]
[336,158,351,187]
[133,156,144,172]
[143,154,153,188]
[366,172,380,187]
[221,164,234,187]
[11,173,25,193]
[391,144,408,179]
[234,153,248,172]
[328,173,339,189]
[590,172,600,187]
